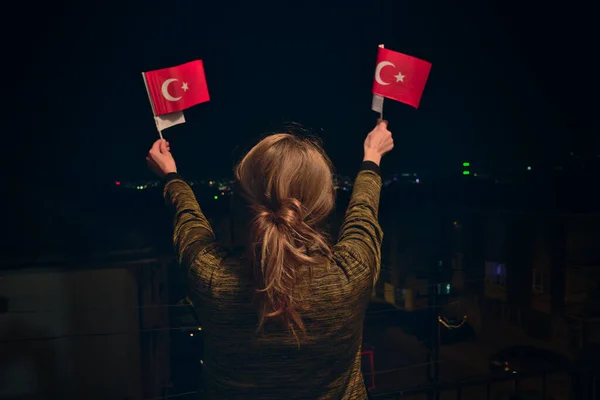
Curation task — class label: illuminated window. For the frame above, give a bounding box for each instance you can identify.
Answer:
[436,283,451,295]
[485,261,507,286]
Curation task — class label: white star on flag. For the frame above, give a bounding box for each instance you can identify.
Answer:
[394,72,405,83]
[142,60,210,138]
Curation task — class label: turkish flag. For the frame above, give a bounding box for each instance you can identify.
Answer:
[144,60,210,116]
[372,48,432,109]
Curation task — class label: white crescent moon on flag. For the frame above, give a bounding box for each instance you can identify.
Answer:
[161,78,182,101]
[375,61,395,85]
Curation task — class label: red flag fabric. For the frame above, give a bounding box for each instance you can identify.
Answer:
[372,48,432,109]
[144,60,210,116]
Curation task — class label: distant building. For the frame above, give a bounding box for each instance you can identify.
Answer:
[0,249,172,400]
[478,212,600,351]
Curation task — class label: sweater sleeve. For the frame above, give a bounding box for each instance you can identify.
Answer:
[333,162,384,285]
[163,173,223,293]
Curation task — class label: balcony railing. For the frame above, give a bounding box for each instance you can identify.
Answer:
[370,366,597,400]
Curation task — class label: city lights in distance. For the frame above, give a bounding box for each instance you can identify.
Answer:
[462,161,471,176]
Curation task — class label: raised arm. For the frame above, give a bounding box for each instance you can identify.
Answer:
[333,121,393,284]
[147,139,220,287]
[163,174,217,268]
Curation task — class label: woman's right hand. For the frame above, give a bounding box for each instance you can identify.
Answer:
[147,139,177,178]
[363,120,394,166]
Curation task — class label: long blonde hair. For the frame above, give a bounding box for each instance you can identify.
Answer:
[235,133,335,338]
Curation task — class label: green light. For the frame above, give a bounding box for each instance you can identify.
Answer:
[213,195,218,200]
[462,162,470,167]
[462,171,470,175]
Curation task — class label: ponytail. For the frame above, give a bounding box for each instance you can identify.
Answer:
[251,197,331,339]
[234,132,336,342]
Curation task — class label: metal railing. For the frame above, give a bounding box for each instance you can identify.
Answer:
[370,367,598,400]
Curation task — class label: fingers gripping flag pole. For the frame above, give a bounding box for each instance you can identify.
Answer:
[371,44,386,120]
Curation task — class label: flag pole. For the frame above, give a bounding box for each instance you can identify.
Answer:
[141,72,164,140]
[378,44,385,121]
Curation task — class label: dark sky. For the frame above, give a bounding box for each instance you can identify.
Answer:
[7,0,599,191]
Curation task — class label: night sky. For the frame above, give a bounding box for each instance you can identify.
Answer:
[6,0,598,193]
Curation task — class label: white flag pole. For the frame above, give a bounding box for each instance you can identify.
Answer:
[371,44,386,121]
[378,44,385,121]
[141,72,164,140]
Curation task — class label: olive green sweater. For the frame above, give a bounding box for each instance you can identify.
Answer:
[163,163,383,399]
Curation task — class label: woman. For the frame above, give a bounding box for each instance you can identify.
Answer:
[146,121,393,399]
